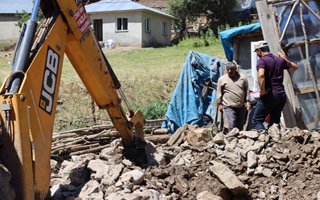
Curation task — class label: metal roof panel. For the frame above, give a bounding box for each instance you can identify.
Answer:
[85,0,174,19]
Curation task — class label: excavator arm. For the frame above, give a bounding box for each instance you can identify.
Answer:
[0,0,144,199]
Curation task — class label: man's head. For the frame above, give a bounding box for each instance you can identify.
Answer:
[226,61,237,77]
[254,40,270,57]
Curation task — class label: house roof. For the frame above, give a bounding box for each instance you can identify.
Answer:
[135,0,167,12]
[85,0,175,19]
[0,0,33,14]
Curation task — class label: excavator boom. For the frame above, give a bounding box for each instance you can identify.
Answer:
[0,0,144,199]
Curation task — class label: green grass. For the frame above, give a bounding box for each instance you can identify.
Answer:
[0,57,12,87]
[0,37,225,131]
[0,39,16,51]
[0,40,16,86]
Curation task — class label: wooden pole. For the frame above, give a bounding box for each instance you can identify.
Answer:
[256,0,303,128]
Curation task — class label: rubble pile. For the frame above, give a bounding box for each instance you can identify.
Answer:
[50,124,320,200]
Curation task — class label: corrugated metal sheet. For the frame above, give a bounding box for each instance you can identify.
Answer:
[275,0,320,129]
[85,0,174,19]
[0,0,33,14]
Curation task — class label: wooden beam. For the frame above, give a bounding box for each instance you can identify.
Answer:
[267,0,294,4]
[256,0,303,128]
[283,39,320,50]
[269,0,295,7]
[294,84,320,95]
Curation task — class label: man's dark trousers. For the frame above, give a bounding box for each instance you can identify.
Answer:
[252,92,286,130]
[223,106,247,132]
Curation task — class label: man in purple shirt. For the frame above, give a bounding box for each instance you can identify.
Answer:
[252,41,298,130]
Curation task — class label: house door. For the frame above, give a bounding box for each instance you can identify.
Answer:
[93,19,103,41]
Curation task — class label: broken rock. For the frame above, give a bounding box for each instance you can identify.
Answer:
[87,159,109,181]
[209,161,249,196]
[247,151,258,168]
[197,191,223,200]
[78,180,101,199]
[120,169,144,185]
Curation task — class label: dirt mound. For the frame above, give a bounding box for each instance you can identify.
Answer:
[47,124,320,199]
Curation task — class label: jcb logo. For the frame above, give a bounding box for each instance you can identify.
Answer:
[39,47,60,115]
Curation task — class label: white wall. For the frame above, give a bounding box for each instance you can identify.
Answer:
[88,11,172,47]
[141,11,172,47]
[89,12,142,47]
[0,15,21,40]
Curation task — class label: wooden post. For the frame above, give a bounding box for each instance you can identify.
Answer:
[256,0,305,128]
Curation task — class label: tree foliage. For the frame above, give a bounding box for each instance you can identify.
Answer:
[16,11,31,28]
[167,0,242,37]
[16,10,45,28]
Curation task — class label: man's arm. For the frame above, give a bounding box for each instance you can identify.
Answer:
[244,77,251,110]
[216,78,223,111]
[289,61,298,71]
[258,68,267,96]
[278,50,298,71]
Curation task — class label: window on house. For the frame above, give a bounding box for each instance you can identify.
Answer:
[145,18,151,32]
[116,18,128,31]
[162,22,167,36]
[93,19,103,41]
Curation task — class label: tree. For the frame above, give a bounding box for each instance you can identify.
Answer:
[167,0,242,38]
[16,11,30,28]
[16,9,45,28]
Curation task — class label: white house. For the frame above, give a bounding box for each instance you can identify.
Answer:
[0,0,33,40]
[85,0,175,47]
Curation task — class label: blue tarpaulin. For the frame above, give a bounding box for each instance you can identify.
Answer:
[220,23,261,61]
[162,51,223,133]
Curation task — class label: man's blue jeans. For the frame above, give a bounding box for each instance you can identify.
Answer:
[252,92,287,130]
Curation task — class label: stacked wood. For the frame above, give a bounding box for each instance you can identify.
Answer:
[52,124,119,156]
[51,120,169,156]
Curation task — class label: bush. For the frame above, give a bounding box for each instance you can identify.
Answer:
[134,99,169,120]
[192,41,201,48]
[176,35,220,48]
[204,39,209,46]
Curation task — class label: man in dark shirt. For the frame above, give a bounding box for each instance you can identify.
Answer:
[252,41,298,130]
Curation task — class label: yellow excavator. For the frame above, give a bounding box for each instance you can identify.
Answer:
[0,0,145,199]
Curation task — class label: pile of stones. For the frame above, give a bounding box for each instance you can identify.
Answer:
[48,124,320,199]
